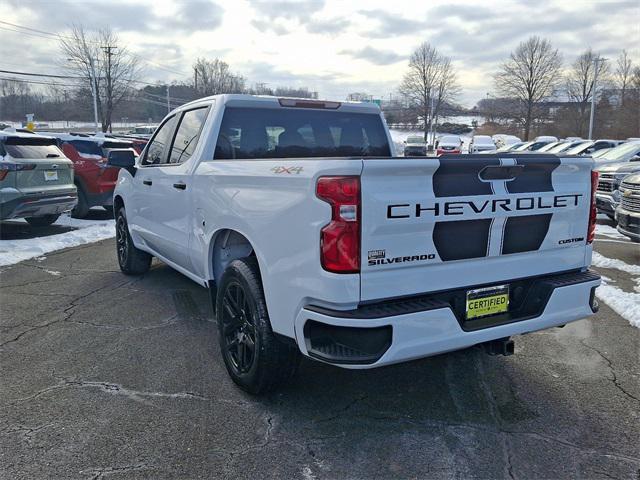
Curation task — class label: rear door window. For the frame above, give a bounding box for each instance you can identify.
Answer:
[214,107,391,159]
[168,107,209,164]
[142,115,178,165]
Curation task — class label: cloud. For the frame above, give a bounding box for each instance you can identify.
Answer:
[251,0,325,21]
[170,0,224,32]
[5,0,157,32]
[304,17,351,35]
[359,9,427,37]
[249,1,349,36]
[340,47,406,66]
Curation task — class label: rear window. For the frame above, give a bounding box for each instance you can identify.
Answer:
[1,139,63,159]
[67,140,103,157]
[214,107,391,159]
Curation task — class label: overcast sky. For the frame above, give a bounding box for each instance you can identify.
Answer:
[1,0,639,107]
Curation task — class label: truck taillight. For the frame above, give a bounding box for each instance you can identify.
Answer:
[316,176,360,273]
[587,170,598,244]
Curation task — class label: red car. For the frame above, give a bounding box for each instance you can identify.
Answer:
[47,133,137,218]
[435,135,463,156]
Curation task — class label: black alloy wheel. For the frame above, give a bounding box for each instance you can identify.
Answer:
[221,280,258,375]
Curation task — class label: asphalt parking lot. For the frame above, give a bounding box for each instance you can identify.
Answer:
[1,218,639,479]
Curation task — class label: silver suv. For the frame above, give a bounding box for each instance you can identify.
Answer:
[0,131,77,227]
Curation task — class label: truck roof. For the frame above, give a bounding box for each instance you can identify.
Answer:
[178,94,381,114]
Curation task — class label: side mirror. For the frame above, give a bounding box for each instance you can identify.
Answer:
[107,149,136,169]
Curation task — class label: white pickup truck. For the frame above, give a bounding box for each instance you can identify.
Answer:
[109,94,601,394]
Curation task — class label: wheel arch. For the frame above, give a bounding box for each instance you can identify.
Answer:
[208,229,256,283]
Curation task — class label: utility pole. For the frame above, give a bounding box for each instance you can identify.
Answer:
[102,45,117,133]
[194,67,198,92]
[166,84,171,113]
[588,56,601,140]
[87,56,99,133]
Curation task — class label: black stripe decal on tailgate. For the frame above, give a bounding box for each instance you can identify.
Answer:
[433,157,500,197]
[433,219,492,261]
[501,214,552,254]
[506,156,561,193]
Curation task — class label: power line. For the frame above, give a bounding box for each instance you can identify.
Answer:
[0,76,78,87]
[0,20,189,78]
[0,67,185,88]
[0,69,76,79]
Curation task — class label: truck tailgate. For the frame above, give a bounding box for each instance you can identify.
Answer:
[360,154,593,301]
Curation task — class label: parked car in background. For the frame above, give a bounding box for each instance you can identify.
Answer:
[565,139,624,156]
[489,141,527,153]
[539,140,588,154]
[403,135,428,156]
[592,148,612,158]
[527,139,557,151]
[44,133,137,218]
[0,131,77,226]
[534,135,558,143]
[492,134,521,149]
[596,161,640,219]
[592,141,640,167]
[536,141,563,152]
[468,135,495,153]
[435,135,462,155]
[615,173,640,242]
[127,125,157,139]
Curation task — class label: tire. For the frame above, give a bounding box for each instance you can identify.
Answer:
[25,214,60,227]
[103,205,114,216]
[115,206,151,275]
[71,187,89,219]
[216,257,300,394]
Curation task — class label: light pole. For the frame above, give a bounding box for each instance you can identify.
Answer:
[588,56,605,140]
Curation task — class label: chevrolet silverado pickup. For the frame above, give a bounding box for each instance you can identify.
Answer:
[109,94,601,394]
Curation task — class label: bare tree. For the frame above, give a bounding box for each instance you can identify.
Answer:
[565,48,609,137]
[615,50,633,106]
[494,36,562,140]
[193,58,245,96]
[432,57,461,129]
[399,42,459,142]
[60,25,142,132]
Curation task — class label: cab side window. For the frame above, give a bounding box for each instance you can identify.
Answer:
[168,107,209,164]
[141,115,177,166]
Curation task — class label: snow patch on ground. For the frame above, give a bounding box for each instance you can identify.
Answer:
[592,251,640,328]
[596,281,640,329]
[592,251,640,276]
[0,215,115,267]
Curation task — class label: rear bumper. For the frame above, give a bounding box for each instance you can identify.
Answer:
[615,207,640,241]
[294,270,600,368]
[0,188,78,220]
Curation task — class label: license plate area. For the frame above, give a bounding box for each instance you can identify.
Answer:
[44,171,58,181]
[466,284,509,320]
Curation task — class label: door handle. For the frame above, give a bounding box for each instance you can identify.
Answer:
[143,179,152,186]
[173,182,187,190]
